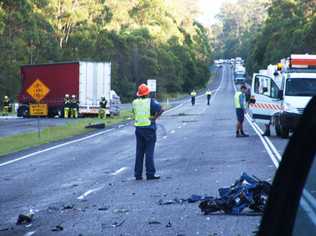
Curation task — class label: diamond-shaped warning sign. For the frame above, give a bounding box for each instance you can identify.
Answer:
[27,79,50,102]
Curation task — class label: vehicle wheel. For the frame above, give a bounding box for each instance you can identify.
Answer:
[275,118,281,136]
[22,108,29,118]
[280,125,289,139]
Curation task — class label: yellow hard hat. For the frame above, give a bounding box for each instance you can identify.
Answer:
[4,96,8,99]
[277,63,283,71]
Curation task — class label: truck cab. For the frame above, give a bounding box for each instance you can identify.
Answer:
[249,54,316,138]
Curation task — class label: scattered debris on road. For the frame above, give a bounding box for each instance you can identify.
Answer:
[16,213,33,225]
[199,172,271,215]
[0,227,9,231]
[113,208,129,214]
[62,204,75,210]
[98,207,109,211]
[166,221,172,228]
[85,123,105,129]
[148,221,161,225]
[51,225,64,232]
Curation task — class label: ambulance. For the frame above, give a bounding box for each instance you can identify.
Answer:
[249,54,316,138]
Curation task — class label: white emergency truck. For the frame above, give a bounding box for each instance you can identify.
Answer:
[249,54,316,138]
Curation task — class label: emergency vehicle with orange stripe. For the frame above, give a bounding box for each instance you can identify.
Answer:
[249,54,316,138]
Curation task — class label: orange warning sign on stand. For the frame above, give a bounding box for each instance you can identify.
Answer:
[27,79,50,102]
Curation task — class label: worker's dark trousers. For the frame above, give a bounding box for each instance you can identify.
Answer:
[191,97,195,106]
[207,95,211,105]
[135,128,156,178]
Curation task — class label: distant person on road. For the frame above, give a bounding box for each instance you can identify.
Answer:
[99,97,107,119]
[64,94,71,118]
[2,96,10,116]
[205,90,212,105]
[190,90,197,106]
[70,94,79,118]
[234,85,249,137]
[132,84,163,181]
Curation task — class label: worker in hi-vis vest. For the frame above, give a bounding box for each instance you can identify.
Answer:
[234,85,249,137]
[132,84,163,181]
[205,89,212,105]
[190,90,197,106]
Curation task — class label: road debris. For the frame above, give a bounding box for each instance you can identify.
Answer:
[98,207,109,211]
[148,221,161,225]
[51,225,64,232]
[85,123,105,129]
[166,221,172,228]
[199,172,271,215]
[0,227,9,231]
[16,213,33,225]
[62,204,74,210]
[112,219,126,228]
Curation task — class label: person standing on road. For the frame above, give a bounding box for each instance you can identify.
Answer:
[205,90,212,105]
[2,96,10,116]
[234,85,249,137]
[64,94,71,118]
[99,97,107,119]
[190,90,197,106]
[70,94,79,118]
[132,84,163,181]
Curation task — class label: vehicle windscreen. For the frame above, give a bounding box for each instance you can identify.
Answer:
[285,78,316,96]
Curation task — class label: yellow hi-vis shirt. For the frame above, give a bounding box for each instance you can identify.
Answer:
[191,91,197,97]
[132,98,151,127]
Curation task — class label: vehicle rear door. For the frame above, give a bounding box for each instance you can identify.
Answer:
[249,74,282,121]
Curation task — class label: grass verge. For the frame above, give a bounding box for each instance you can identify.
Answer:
[0,110,133,157]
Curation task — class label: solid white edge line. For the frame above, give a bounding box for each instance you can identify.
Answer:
[0,128,114,167]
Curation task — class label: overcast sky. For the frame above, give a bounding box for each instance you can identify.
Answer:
[197,0,236,26]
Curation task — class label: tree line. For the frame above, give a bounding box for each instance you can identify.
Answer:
[0,0,212,102]
[213,0,316,75]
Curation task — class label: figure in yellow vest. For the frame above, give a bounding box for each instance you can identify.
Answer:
[234,85,249,137]
[190,90,197,106]
[132,84,163,180]
[99,97,107,119]
[64,94,71,118]
[205,90,212,105]
[70,94,79,118]
[2,96,10,116]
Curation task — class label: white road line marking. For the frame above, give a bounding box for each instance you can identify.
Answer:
[0,128,114,167]
[111,167,128,176]
[77,186,103,200]
[24,231,36,236]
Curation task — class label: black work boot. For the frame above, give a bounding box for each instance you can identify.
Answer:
[147,175,160,180]
[262,124,271,136]
[240,131,249,137]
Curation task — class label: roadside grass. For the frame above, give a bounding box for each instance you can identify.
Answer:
[0,110,133,157]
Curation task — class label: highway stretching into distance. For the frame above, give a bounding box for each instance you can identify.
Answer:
[0,65,292,236]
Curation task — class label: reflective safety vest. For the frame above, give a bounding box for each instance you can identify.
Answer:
[234,91,244,109]
[191,91,197,97]
[132,98,151,127]
[205,91,212,96]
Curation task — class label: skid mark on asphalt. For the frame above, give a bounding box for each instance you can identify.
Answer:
[77,186,103,200]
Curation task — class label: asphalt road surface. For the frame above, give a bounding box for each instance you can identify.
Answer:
[0,66,290,236]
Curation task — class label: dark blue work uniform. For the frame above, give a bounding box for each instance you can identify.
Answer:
[134,99,162,178]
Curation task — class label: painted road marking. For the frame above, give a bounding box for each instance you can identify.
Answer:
[77,186,103,200]
[111,167,128,176]
[170,130,175,134]
[0,128,114,167]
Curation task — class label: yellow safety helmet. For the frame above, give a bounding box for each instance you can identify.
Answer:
[4,96,8,99]
[277,63,283,71]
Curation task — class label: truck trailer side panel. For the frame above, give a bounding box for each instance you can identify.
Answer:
[19,63,79,112]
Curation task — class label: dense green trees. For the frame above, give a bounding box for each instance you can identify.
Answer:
[0,0,212,102]
[214,0,316,75]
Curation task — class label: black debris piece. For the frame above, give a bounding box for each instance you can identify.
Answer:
[98,207,109,211]
[52,225,64,232]
[0,227,9,232]
[85,123,105,129]
[62,204,74,210]
[199,173,271,215]
[166,221,172,228]
[148,221,161,225]
[16,213,33,225]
